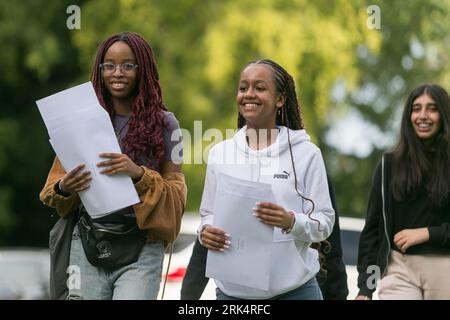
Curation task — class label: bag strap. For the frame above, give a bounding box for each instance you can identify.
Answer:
[159,242,174,300]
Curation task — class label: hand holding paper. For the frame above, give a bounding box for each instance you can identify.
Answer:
[252,202,294,230]
[36,82,140,218]
[97,153,144,180]
[200,225,230,251]
[59,164,92,193]
[205,173,275,291]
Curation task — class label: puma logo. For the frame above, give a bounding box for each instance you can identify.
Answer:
[274,171,291,179]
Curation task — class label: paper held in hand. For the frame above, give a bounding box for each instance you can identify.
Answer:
[36,82,140,218]
[206,173,275,291]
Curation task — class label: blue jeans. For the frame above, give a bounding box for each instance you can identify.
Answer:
[67,225,164,300]
[216,277,323,300]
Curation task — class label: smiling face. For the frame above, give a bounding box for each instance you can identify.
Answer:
[236,64,284,130]
[410,93,441,141]
[102,41,138,102]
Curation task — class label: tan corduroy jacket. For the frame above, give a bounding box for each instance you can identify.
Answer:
[39,157,187,242]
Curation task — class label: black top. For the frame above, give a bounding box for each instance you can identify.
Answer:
[392,185,450,254]
[357,153,450,297]
[113,111,183,172]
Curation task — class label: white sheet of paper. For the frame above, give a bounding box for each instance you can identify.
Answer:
[36,82,99,131]
[46,106,106,137]
[50,113,140,217]
[37,82,140,218]
[206,173,274,291]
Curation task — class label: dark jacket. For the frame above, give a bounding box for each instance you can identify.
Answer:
[181,175,349,300]
[316,178,348,300]
[49,212,77,300]
[357,153,450,298]
[356,155,392,298]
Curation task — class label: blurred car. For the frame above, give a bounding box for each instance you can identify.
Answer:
[339,216,379,300]
[0,217,374,300]
[159,213,216,300]
[160,213,377,300]
[0,248,50,300]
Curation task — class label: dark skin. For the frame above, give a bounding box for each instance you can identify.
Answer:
[97,153,144,180]
[60,159,180,194]
[59,41,181,193]
[201,64,293,251]
[59,164,91,193]
[201,202,293,251]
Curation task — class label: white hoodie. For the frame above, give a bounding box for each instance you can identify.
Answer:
[199,125,335,299]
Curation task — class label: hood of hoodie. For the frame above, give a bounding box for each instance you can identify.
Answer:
[234,125,311,157]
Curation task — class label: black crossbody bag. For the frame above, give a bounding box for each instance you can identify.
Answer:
[77,207,147,269]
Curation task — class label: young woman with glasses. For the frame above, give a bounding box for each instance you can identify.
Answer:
[40,32,186,300]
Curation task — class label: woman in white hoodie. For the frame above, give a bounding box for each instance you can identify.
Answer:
[199,59,335,300]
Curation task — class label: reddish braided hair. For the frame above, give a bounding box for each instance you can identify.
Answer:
[91,32,167,170]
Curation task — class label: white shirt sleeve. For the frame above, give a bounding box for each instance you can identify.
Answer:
[197,149,217,241]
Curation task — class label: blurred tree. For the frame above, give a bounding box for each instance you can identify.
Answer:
[0,0,85,245]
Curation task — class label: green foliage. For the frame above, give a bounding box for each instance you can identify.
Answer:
[72,0,379,211]
[201,0,377,140]
[0,187,14,241]
[326,0,450,217]
[1,0,449,245]
[0,0,85,245]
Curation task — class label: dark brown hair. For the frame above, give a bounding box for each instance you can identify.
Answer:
[392,83,450,207]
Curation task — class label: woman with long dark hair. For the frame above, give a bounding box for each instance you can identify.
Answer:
[198,59,335,300]
[357,84,450,300]
[40,32,186,300]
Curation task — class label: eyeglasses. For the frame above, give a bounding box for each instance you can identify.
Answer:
[100,63,138,74]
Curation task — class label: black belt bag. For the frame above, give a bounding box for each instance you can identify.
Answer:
[77,208,147,269]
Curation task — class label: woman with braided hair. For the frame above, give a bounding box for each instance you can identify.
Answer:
[198,59,335,300]
[40,32,186,300]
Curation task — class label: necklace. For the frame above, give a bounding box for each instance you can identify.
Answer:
[114,115,131,139]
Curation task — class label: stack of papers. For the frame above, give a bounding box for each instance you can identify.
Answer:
[36,82,140,218]
[206,173,274,291]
